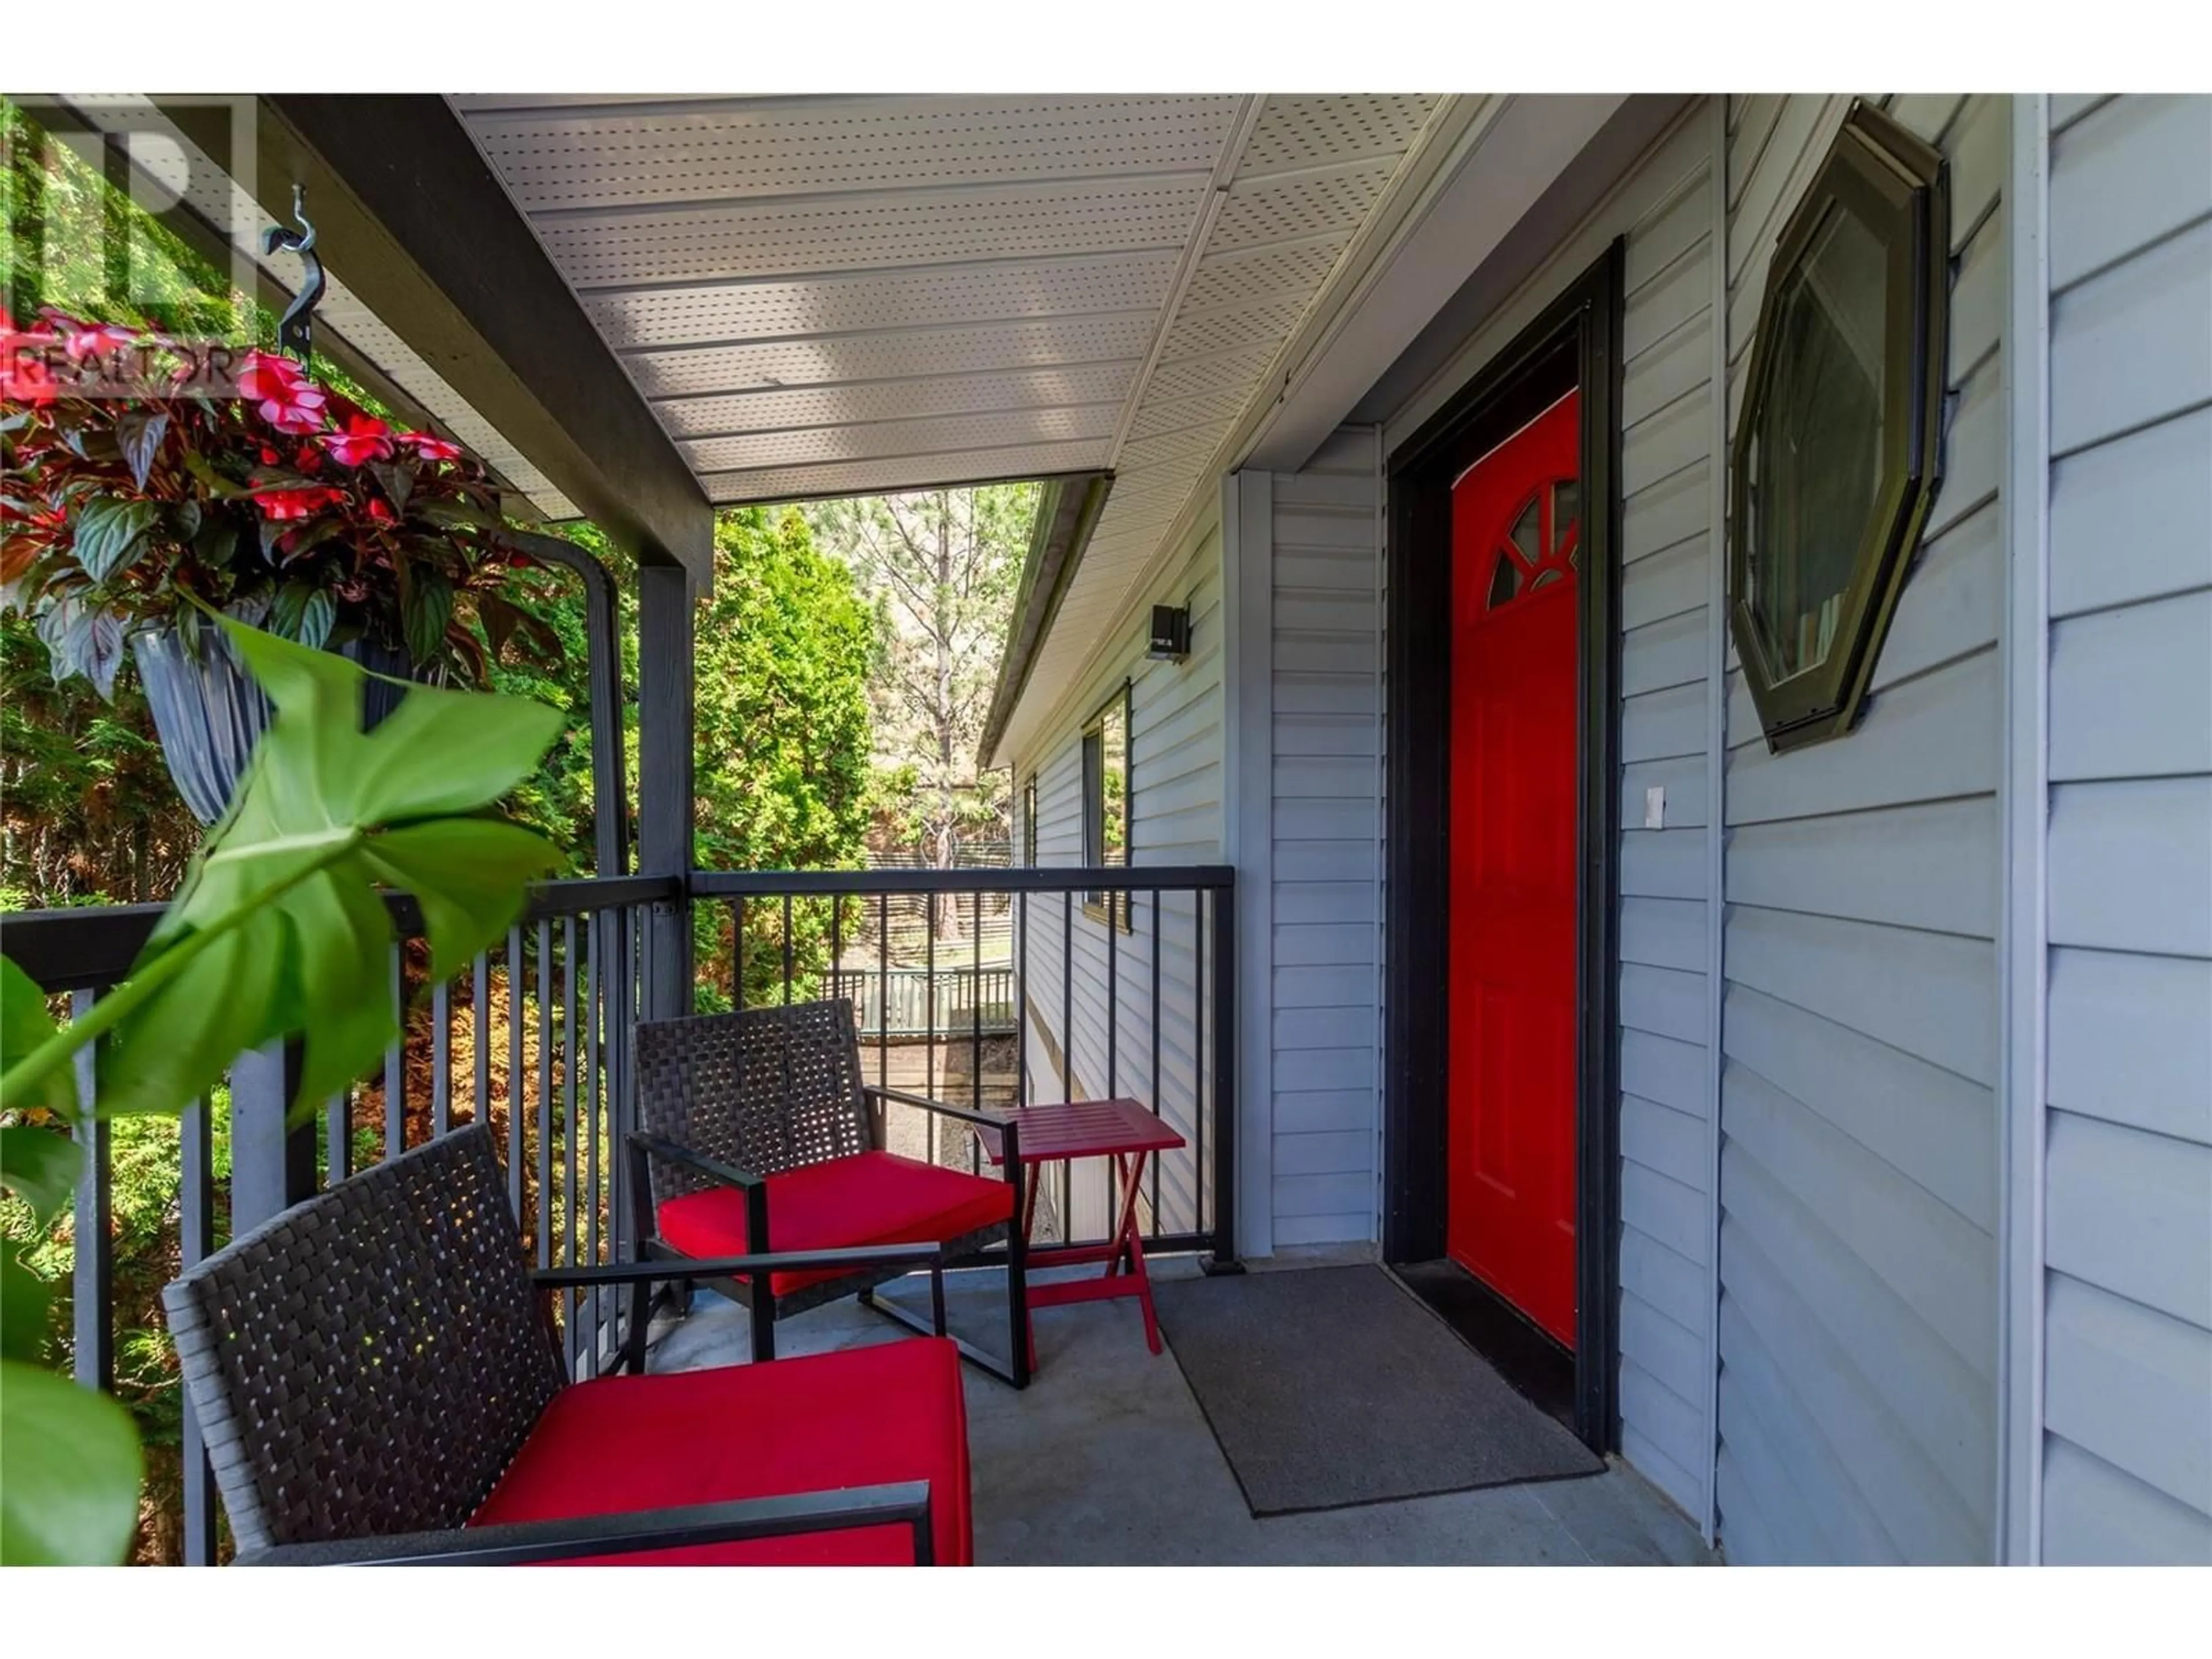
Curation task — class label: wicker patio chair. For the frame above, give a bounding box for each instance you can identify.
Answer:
[631,997,1030,1387]
[162,1122,972,1566]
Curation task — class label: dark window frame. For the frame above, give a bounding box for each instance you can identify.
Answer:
[1729,99,1950,753]
[1080,680,1132,931]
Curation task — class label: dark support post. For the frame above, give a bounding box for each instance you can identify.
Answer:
[1203,883,1241,1274]
[638,562,695,1022]
[230,1039,315,1230]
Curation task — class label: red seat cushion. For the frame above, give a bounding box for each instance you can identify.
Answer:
[470,1336,971,1565]
[656,1150,1013,1296]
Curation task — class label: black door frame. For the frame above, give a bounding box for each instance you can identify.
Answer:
[1381,240,1625,1453]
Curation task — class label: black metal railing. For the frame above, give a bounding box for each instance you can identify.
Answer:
[2,861,1234,1565]
[2,873,675,1566]
[694,865,1235,1264]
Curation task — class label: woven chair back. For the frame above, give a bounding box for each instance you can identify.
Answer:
[634,999,874,1205]
[161,1124,564,1554]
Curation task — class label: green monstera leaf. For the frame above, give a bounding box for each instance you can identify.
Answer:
[0,1359,143,1565]
[0,610,566,1563]
[1,957,82,1227]
[0,610,566,1122]
[1,956,75,1124]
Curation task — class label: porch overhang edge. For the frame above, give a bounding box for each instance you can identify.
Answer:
[978,470,1115,772]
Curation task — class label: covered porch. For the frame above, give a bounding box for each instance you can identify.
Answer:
[5,89,1705,1566]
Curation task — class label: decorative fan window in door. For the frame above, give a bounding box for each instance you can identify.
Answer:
[1484,478,1581,610]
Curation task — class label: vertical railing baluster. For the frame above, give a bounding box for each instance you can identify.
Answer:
[1209,883,1238,1267]
[325,1089,351,1187]
[1105,879,1120,1222]
[1106,890,1119,1099]
[536,917,553,1270]
[179,1090,216,1566]
[731,896,744,1009]
[1062,890,1074,1240]
[1195,885,1207,1244]
[781,892,794,1005]
[1151,889,1163,1224]
[70,990,112,1393]
[971,888,983,1167]
[431,976,452,1137]
[506,925,525,1224]
[877,892,889,1096]
[925,902,937,1164]
[608,903,632,1275]
[604,906,631,1321]
[584,911,601,1370]
[384,944,406,1158]
[562,914,579,1372]
[1016,891,1028,1109]
[472,949,491,1127]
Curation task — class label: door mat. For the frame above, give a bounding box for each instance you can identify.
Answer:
[1152,1264,1602,1517]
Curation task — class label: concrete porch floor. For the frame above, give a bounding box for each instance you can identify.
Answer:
[645,1256,1718,1567]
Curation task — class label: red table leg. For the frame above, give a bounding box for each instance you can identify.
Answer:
[1010,1139,1174,1366]
[1109,1150,1162,1354]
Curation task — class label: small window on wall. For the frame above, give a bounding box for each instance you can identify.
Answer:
[1730,99,1949,753]
[1022,777,1038,865]
[1082,683,1131,929]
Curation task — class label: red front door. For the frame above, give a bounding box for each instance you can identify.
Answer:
[1445,388,1582,1349]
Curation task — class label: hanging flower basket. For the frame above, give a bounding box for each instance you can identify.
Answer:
[131,619,415,825]
[1,308,562,819]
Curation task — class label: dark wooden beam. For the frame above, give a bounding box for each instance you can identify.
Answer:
[14,96,453,456]
[636,563,695,1019]
[157,94,712,577]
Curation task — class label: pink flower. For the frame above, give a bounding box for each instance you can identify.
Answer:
[398,431,463,464]
[238,351,328,433]
[255,486,344,521]
[365,496,396,523]
[320,412,395,468]
[263,384,328,434]
[236,351,305,396]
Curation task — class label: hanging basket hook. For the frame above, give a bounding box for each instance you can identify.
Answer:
[261,184,324,363]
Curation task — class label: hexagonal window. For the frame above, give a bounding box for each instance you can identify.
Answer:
[1730,101,1949,752]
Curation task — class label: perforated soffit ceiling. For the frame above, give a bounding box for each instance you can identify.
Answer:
[453,92,1453,755]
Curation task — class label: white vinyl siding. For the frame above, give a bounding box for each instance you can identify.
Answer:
[1268,426,1385,1247]
[1613,126,1724,1521]
[1014,517,1225,1241]
[1714,93,2006,1567]
[2037,92,2212,1567]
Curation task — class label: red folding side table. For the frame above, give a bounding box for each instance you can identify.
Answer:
[975,1097,1185,1367]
